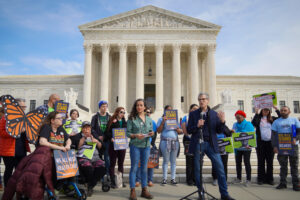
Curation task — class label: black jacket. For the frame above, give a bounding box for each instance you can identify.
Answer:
[107,118,127,142]
[251,109,280,144]
[91,112,111,142]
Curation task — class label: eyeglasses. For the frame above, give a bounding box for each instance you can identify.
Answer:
[119,111,125,114]
[198,98,207,101]
[20,106,27,109]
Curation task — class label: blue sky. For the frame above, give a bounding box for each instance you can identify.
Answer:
[0,0,299,76]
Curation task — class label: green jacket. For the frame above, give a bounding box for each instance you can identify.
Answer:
[63,120,82,135]
[127,115,153,148]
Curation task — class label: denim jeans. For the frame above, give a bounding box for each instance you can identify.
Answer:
[160,140,179,180]
[104,141,111,176]
[129,145,150,188]
[194,142,228,196]
[136,167,154,183]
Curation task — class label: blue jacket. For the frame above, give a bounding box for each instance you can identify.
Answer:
[187,107,230,154]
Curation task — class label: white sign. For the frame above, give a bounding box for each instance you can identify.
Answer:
[254,95,273,109]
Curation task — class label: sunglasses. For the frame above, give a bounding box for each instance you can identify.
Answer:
[119,111,126,114]
[146,111,151,114]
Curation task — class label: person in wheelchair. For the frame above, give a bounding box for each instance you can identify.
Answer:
[72,121,106,197]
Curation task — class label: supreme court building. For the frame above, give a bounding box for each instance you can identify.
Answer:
[1,5,300,123]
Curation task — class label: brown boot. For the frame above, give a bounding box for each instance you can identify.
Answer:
[129,188,137,200]
[141,187,153,199]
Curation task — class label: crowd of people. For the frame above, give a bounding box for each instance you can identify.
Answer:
[0,92,299,200]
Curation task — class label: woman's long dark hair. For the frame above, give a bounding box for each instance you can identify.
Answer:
[189,104,198,112]
[38,111,59,134]
[162,105,172,117]
[107,107,125,130]
[259,108,273,123]
[129,99,147,120]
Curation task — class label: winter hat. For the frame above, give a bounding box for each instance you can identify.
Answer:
[235,110,246,118]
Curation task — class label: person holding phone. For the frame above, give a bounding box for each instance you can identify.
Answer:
[157,105,183,185]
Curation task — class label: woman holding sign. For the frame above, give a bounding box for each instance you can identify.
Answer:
[107,107,127,189]
[157,105,183,185]
[252,106,280,185]
[127,99,154,200]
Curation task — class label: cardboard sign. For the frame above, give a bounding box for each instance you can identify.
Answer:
[113,128,128,150]
[55,101,69,123]
[253,92,277,109]
[218,137,234,155]
[277,132,294,155]
[147,147,159,169]
[53,150,79,180]
[232,132,257,149]
[164,110,178,130]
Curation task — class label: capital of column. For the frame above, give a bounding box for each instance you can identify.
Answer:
[190,44,199,52]
[83,44,93,54]
[136,44,145,53]
[101,43,110,53]
[155,43,164,52]
[206,44,216,52]
[172,43,182,53]
[118,43,128,53]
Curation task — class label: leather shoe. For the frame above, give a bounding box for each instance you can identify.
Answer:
[293,185,300,191]
[276,183,287,189]
[221,195,235,200]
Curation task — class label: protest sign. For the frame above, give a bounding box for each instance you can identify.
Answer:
[277,132,294,155]
[113,128,128,150]
[218,137,234,155]
[55,101,69,123]
[77,141,97,160]
[232,132,256,149]
[253,92,277,109]
[147,147,159,169]
[53,150,79,180]
[164,109,178,130]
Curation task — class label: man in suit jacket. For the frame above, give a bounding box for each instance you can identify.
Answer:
[187,92,234,200]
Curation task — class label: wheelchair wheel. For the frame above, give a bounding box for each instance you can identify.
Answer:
[78,188,87,200]
[102,184,110,192]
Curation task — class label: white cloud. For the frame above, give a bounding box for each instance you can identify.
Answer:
[0,61,13,67]
[21,57,83,75]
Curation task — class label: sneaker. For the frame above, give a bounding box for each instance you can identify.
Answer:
[171,179,177,185]
[212,179,217,186]
[232,178,242,184]
[244,180,250,187]
[221,195,235,200]
[293,185,300,191]
[276,183,287,189]
[161,179,167,185]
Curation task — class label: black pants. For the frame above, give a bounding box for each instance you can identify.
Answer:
[2,156,25,187]
[256,141,274,183]
[212,154,228,180]
[235,150,251,181]
[80,165,106,189]
[185,154,195,184]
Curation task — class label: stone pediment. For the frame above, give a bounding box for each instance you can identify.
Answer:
[79,5,221,30]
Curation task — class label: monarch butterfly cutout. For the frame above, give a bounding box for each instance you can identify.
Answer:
[2,95,46,144]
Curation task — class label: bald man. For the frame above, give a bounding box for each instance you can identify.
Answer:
[37,94,60,116]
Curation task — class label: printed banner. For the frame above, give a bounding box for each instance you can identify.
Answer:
[277,132,294,155]
[77,141,97,160]
[218,137,234,155]
[55,101,69,123]
[253,92,277,109]
[113,128,128,150]
[232,132,257,149]
[147,147,159,169]
[53,150,79,180]
[164,109,178,130]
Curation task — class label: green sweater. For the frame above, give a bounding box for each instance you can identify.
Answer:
[126,115,153,148]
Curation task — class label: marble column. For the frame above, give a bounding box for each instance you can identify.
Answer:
[83,44,93,110]
[100,43,110,101]
[207,44,217,107]
[136,44,145,99]
[118,44,127,108]
[155,43,164,112]
[172,43,182,111]
[190,44,199,104]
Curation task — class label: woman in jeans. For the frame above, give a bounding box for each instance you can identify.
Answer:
[252,106,280,185]
[107,107,127,188]
[157,105,183,185]
[127,99,154,200]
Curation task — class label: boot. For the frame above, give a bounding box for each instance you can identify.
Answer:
[129,188,137,200]
[141,187,153,199]
[111,175,117,189]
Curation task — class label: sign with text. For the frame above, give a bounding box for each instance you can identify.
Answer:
[77,141,97,160]
[164,109,178,130]
[232,132,256,149]
[147,147,159,169]
[277,132,294,155]
[53,150,79,180]
[218,137,234,155]
[253,92,277,109]
[55,101,69,123]
[113,128,128,150]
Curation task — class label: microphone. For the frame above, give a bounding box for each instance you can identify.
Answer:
[200,112,205,120]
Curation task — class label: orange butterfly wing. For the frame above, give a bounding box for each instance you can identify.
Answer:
[3,95,25,138]
[25,110,46,144]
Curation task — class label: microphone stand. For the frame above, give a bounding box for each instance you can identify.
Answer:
[180,124,217,200]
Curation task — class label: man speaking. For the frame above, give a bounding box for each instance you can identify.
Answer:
[187,92,235,200]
